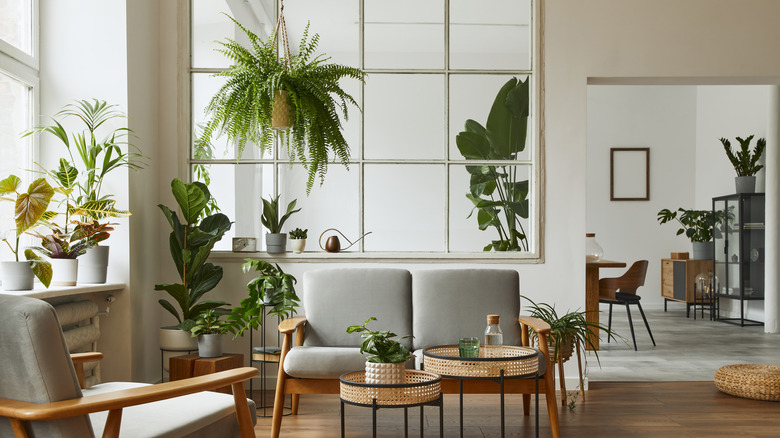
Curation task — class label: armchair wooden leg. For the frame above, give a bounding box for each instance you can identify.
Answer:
[291,394,300,415]
[103,409,123,438]
[9,418,28,438]
[232,382,256,438]
[576,341,585,402]
[271,335,291,438]
[543,366,561,438]
[522,393,531,416]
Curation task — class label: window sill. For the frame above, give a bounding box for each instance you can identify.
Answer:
[210,251,543,264]
[2,282,126,300]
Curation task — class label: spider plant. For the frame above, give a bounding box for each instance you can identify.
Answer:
[201,16,366,193]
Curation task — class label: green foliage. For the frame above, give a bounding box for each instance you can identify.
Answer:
[720,135,765,177]
[456,77,530,252]
[522,296,619,364]
[201,16,366,193]
[289,228,308,239]
[657,208,726,243]
[29,220,114,259]
[346,317,413,364]
[193,124,221,216]
[261,195,300,234]
[154,178,232,331]
[190,309,241,337]
[228,259,300,339]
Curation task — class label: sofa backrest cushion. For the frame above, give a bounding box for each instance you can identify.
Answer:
[302,268,413,348]
[0,294,94,438]
[412,269,522,350]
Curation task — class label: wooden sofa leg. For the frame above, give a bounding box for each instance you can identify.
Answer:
[544,368,561,438]
[291,394,300,415]
[522,394,531,416]
[271,336,291,438]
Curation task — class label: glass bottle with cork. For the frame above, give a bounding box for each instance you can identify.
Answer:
[484,314,503,357]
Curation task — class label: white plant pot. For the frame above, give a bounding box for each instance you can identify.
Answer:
[1,261,35,291]
[78,246,110,284]
[50,258,79,286]
[198,333,223,358]
[290,238,306,254]
[266,233,287,254]
[365,361,406,385]
[159,326,198,351]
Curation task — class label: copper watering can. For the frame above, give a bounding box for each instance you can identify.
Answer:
[319,228,372,253]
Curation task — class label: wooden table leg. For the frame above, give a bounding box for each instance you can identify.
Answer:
[585,266,600,350]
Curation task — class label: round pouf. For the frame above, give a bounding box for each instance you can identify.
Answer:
[714,364,780,401]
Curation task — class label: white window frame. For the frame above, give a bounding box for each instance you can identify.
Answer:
[186,0,544,263]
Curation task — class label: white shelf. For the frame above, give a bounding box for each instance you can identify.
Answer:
[1,282,125,300]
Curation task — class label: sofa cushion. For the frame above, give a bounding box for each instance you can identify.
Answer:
[85,382,257,438]
[283,346,369,379]
[302,268,412,348]
[412,269,522,350]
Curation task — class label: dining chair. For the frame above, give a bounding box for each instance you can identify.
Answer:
[598,260,656,351]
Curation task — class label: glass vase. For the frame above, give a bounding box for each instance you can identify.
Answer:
[585,233,604,262]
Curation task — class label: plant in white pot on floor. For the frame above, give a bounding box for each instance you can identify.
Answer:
[155,178,232,352]
[0,175,53,290]
[288,228,307,254]
[347,317,413,385]
[261,195,300,254]
[720,135,765,194]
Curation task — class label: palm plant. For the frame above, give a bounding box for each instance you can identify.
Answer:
[720,135,765,176]
[201,15,366,193]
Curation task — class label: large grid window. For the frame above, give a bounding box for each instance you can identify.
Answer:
[0,0,38,262]
[189,0,540,258]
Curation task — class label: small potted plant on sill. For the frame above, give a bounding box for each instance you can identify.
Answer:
[657,208,726,260]
[261,195,300,254]
[347,317,413,385]
[289,228,308,254]
[0,176,54,290]
[155,178,232,351]
[720,135,765,194]
[190,308,241,358]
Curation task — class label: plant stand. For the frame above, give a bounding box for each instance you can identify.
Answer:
[249,315,292,417]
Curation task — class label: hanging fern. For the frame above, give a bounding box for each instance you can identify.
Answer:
[201,16,366,193]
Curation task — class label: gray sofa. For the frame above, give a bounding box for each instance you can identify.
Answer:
[271,268,560,438]
[0,294,258,438]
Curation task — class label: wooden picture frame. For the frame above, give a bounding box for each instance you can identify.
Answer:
[610,147,649,201]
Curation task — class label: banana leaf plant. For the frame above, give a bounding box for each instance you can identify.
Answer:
[456,77,531,251]
[0,175,54,287]
[154,178,232,331]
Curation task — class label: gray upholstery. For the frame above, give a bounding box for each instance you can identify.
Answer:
[0,293,94,438]
[283,347,368,379]
[301,268,412,348]
[412,269,522,350]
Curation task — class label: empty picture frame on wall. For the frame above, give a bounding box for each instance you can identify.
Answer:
[610,147,649,201]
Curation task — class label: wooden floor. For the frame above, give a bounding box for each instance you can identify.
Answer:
[252,382,779,437]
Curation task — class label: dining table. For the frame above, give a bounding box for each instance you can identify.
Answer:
[585,259,627,350]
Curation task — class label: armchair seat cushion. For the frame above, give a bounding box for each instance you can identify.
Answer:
[84,382,257,438]
[283,347,368,379]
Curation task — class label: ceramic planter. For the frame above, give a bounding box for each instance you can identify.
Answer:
[0,261,35,291]
[159,326,198,351]
[198,333,223,358]
[50,258,79,286]
[78,246,110,284]
[290,238,306,254]
[271,90,294,130]
[735,176,756,194]
[692,241,714,260]
[365,361,406,385]
[266,233,287,254]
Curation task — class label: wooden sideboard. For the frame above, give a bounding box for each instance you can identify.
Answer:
[661,258,712,317]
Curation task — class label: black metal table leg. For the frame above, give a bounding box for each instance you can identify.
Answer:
[372,398,377,438]
[404,407,408,438]
[499,370,505,438]
[535,374,539,438]
[420,405,424,438]
[439,392,444,438]
[341,399,345,438]
[459,379,464,438]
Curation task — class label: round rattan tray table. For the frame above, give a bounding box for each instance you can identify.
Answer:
[339,370,443,438]
[714,364,780,401]
[423,345,540,438]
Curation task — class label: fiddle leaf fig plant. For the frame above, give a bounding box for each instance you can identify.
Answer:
[347,317,413,364]
[456,77,530,252]
[720,135,765,177]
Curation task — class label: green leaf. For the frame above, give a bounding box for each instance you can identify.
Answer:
[456,131,491,160]
[25,249,52,288]
[15,178,55,235]
[171,178,206,224]
[55,158,79,189]
[0,175,21,195]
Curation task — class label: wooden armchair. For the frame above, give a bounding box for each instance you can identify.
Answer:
[0,294,258,438]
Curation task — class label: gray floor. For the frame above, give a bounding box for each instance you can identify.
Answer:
[586,304,779,382]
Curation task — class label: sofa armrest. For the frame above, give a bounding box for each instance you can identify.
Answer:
[71,353,104,389]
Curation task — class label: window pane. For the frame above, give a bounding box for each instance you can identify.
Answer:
[364,164,445,252]
[449,0,531,70]
[0,0,32,55]
[449,74,531,161]
[449,164,533,252]
[279,163,359,250]
[365,0,443,69]
[364,74,445,160]
[285,0,359,67]
[192,163,274,251]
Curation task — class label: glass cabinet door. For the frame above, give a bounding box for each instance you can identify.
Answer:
[713,198,728,297]
[741,194,765,299]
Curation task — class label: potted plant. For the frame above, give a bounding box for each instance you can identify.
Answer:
[720,135,765,194]
[155,178,232,351]
[228,259,300,338]
[0,176,53,290]
[261,195,300,254]
[200,16,366,193]
[24,100,146,283]
[657,208,726,260]
[190,309,240,358]
[456,77,531,252]
[289,228,307,254]
[347,317,413,385]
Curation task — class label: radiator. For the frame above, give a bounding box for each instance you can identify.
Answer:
[53,300,101,388]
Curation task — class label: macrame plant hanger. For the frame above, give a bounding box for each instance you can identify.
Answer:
[271,0,294,130]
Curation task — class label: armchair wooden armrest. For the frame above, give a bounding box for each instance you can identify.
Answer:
[278,316,307,334]
[518,315,553,361]
[70,353,104,389]
[0,367,258,438]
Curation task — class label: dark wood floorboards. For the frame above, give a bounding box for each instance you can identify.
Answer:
[253,382,779,437]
